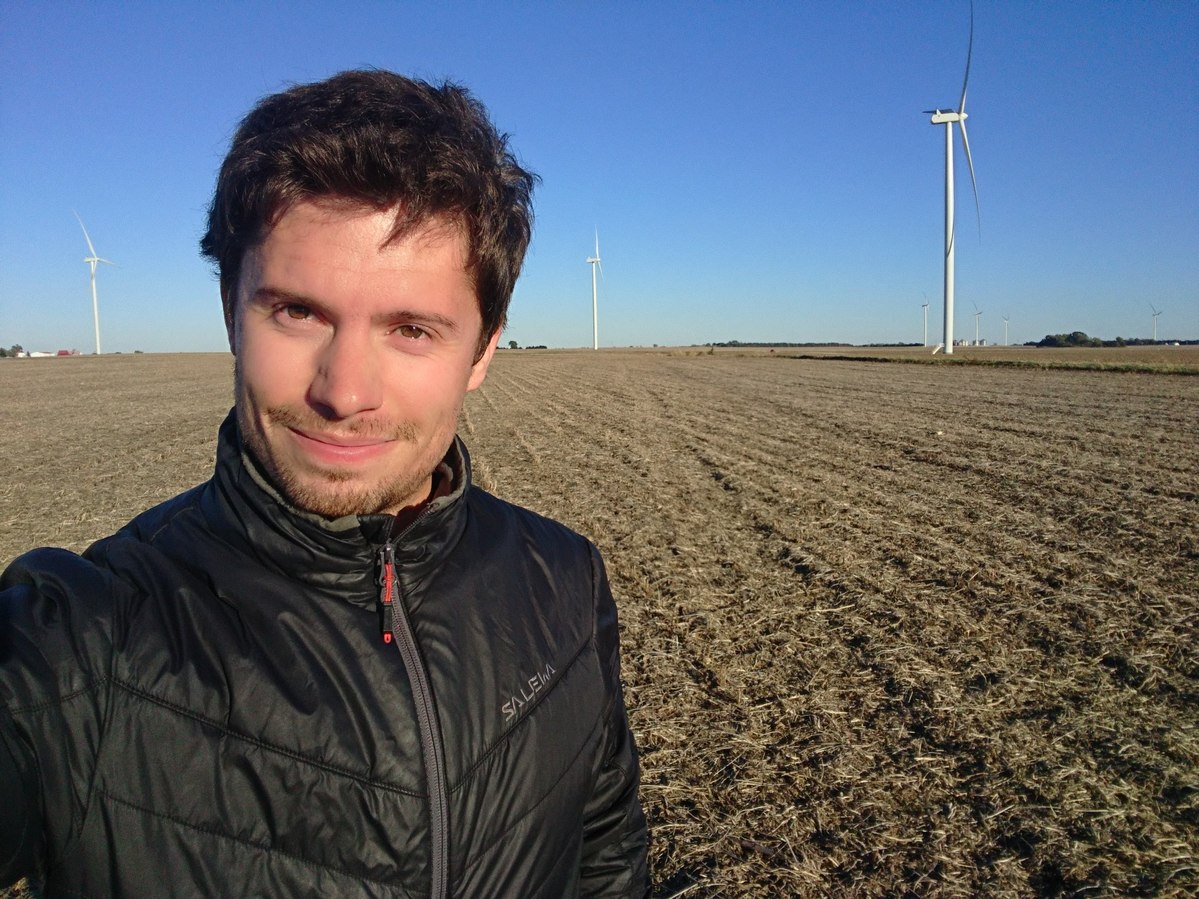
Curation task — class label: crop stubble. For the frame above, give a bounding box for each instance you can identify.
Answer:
[466,350,1197,896]
[1,351,1196,896]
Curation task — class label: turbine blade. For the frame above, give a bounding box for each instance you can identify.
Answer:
[959,0,974,114]
[594,228,600,258]
[74,210,98,257]
[959,120,981,237]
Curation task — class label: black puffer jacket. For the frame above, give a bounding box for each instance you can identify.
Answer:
[0,413,648,897]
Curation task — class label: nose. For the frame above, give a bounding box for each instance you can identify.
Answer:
[307,329,384,420]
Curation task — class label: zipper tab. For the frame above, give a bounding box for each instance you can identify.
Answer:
[377,543,397,644]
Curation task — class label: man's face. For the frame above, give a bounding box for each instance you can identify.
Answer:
[227,199,498,518]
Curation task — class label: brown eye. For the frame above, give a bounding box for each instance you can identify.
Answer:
[285,305,311,320]
[397,324,426,340]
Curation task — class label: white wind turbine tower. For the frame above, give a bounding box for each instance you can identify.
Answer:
[1002,313,1010,346]
[586,231,603,350]
[973,303,983,345]
[1150,304,1162,342]
[75,212,114,355]
[926,2,980,355]
[922,295,930,346]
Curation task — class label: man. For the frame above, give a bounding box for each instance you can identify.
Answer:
[0,70,648,897]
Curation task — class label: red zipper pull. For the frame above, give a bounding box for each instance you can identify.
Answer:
[378,544,397,644]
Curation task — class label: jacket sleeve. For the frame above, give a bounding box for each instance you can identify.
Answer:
[0,705,41,886]
[0,549,116,886]
[579,546,649,898]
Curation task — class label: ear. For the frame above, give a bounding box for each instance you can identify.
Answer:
[222,282,238,354]
[467,328,502,391]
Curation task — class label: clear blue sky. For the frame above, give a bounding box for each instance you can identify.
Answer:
[1,1,1196,352]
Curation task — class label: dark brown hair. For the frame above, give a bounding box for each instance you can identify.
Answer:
[200,69,536,351]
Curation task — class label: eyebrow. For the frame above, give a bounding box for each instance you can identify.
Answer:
[251,287,463,333]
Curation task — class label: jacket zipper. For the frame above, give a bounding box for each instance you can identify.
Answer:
[377,540,451,899]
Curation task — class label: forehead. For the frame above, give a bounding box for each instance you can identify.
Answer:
[266,199,465,255]
[242,201,470,289]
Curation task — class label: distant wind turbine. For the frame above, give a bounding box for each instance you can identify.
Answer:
[922,294,930,347]
[1150,304,1162,343]
[1002,313,1010,347]
[587,231,603,350]
[75,211,114,355]
[926,1,981,355]
[973,303,983,345]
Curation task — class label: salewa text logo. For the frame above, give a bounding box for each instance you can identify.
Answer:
[501,663,556,722]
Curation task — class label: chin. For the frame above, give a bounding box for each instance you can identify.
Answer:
[280,450,444,518]
[274,471,408,519]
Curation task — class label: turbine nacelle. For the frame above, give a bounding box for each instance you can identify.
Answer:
[929,110,966,124]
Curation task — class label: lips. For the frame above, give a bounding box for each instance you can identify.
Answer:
[289,427,394,464]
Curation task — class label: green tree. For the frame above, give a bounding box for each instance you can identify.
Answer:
[1038,331,1102,348]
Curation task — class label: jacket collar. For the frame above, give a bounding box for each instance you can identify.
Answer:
[204,410,472,590]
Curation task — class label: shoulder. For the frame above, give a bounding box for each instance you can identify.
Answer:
[0,484,210,687]
[75,484,214,593]
[2,545,128,611]
[1,547,126,706]
[93,483,208,555]
[459,487,611,634]
[465,485,596,561]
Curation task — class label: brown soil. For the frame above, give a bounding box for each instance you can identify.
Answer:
[2,350,1196,896]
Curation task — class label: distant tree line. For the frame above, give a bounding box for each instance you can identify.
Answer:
[1029,332,1196,348]
[0,344,24,357]
[706,340,853,348]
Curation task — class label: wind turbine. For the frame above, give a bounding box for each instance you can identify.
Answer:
[1150,304,1162,343]
[973,303,983,345]
[1002,313,1010,347]
[926,1,980,355]
[75,212,114,355]
[922,294,930,346]
[586,231,603,350]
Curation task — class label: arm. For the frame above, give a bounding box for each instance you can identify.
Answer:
[0,706,41,886]
[0,550,116,886]
[579,546,649,898]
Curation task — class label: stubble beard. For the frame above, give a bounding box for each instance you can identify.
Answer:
[236,393,442,520]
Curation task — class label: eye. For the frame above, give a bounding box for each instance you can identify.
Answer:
[395,324,428,341]
[283,304,312,321]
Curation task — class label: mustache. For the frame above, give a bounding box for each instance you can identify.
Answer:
[265,405,418,442]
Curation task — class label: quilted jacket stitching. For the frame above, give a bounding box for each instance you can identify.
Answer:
[111,678,423,798]
[97,788,409,892]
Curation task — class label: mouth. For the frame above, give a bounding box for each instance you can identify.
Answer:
[288,427,394,464]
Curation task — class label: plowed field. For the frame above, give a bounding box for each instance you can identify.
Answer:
[2,350,1196,896]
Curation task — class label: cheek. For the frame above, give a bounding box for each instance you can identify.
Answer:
[238,334,310,405]
[382,361,471,420]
